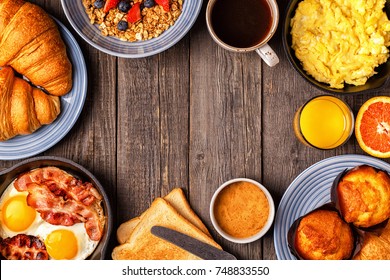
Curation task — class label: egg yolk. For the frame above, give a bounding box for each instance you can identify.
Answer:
[2,195,36,232]
[45,229,78,260]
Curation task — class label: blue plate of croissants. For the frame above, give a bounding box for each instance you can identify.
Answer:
[0,0,87,160]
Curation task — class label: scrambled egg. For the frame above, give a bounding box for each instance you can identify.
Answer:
[291,0,390,88]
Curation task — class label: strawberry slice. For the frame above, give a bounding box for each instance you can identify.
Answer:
[127,3,141,23]
[103,0,120,13]
[155,0,170,12]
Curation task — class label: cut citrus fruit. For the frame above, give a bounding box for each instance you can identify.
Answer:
[355,96,390,158]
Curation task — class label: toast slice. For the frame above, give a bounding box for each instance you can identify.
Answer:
[111,198,221,260]
[163,188,211,236]
[116,188,211,244]
[116,217,141,244]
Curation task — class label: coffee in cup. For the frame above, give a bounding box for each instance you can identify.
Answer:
[206,0,279,67]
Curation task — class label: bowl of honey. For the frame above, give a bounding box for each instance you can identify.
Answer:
[210,178,275,243]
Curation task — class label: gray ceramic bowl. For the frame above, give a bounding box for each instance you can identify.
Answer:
[283,0,390,95]
[0,156,113,260]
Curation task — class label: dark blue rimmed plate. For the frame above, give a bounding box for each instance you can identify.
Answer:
[274,154,390,260]
[0,18,87,160]
[61,0,202,58]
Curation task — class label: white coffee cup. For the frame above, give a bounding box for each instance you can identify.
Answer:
[206,0,279,67]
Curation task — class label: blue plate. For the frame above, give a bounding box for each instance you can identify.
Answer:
[0,18,87,161]
[274,154,390,260]
[61,0,202,58]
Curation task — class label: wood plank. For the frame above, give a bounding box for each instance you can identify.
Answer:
[189,7,263,260]
[157,38,190,195]
[115,35,191,224]
[116,55,161,223]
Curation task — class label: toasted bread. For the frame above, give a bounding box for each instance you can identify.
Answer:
[111,198,221,260]
[163,188,211,236]
[116,188,211,244]
[116,217,141,244]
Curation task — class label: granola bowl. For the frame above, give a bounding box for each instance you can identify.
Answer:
[61,0,202,58]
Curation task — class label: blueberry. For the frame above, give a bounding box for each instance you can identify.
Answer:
[143,0,155,8]
[118,0,131,13]
[94,0,105,9]
[117,20,128,31]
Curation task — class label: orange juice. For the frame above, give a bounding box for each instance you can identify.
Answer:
[294,95,354,149]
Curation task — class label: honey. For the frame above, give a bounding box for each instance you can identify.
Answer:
[213,181,269,238]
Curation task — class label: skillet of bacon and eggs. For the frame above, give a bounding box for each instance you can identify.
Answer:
[0,167,105,260]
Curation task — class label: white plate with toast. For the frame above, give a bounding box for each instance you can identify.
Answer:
[273,154,390,260]
[0,18,87,160]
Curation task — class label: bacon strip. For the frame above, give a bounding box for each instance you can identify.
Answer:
[14,166,102,205]
[14,167,105,241]
[0,234,49,260]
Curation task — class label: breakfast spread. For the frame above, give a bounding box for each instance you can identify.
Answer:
[213,181,270,239]
[112,188,222,260]
[0,167,105,260]
[292,208,354,260]
[82,0,183,42]
[290,0,390,89]
[2,0,390,265]
[0,0,73,141]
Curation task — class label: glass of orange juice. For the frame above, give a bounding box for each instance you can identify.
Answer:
[293,95,354,149]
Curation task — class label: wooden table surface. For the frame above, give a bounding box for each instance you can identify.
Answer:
[2,0,390,260]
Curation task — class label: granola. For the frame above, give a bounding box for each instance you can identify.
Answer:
[82,0,183,42]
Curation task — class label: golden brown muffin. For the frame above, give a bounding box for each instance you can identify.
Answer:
[294,209,354,260]
[336,165,390,228]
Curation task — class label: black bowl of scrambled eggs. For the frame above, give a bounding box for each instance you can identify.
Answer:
[283,0,390,94]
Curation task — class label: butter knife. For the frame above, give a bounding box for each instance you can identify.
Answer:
[151,226,237,260]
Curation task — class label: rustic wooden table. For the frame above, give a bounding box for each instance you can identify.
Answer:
[2,0,390,260]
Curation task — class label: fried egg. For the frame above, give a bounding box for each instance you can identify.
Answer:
[0,181,99,260]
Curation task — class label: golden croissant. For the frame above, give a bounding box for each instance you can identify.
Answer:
[353,221,390,260]
[0,0,72,96]
[0,66,60,141]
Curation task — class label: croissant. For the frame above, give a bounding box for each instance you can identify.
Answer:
[0,0,72,96]
[353,221,390,260]
[0,66,60,141]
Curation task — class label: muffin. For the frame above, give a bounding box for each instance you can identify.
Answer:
[293,209,354,260]
[335,165,390,228]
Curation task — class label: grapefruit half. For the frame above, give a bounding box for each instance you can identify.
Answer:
[355,96,390,158]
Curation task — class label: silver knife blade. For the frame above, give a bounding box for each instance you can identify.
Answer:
[151,226,236,260]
